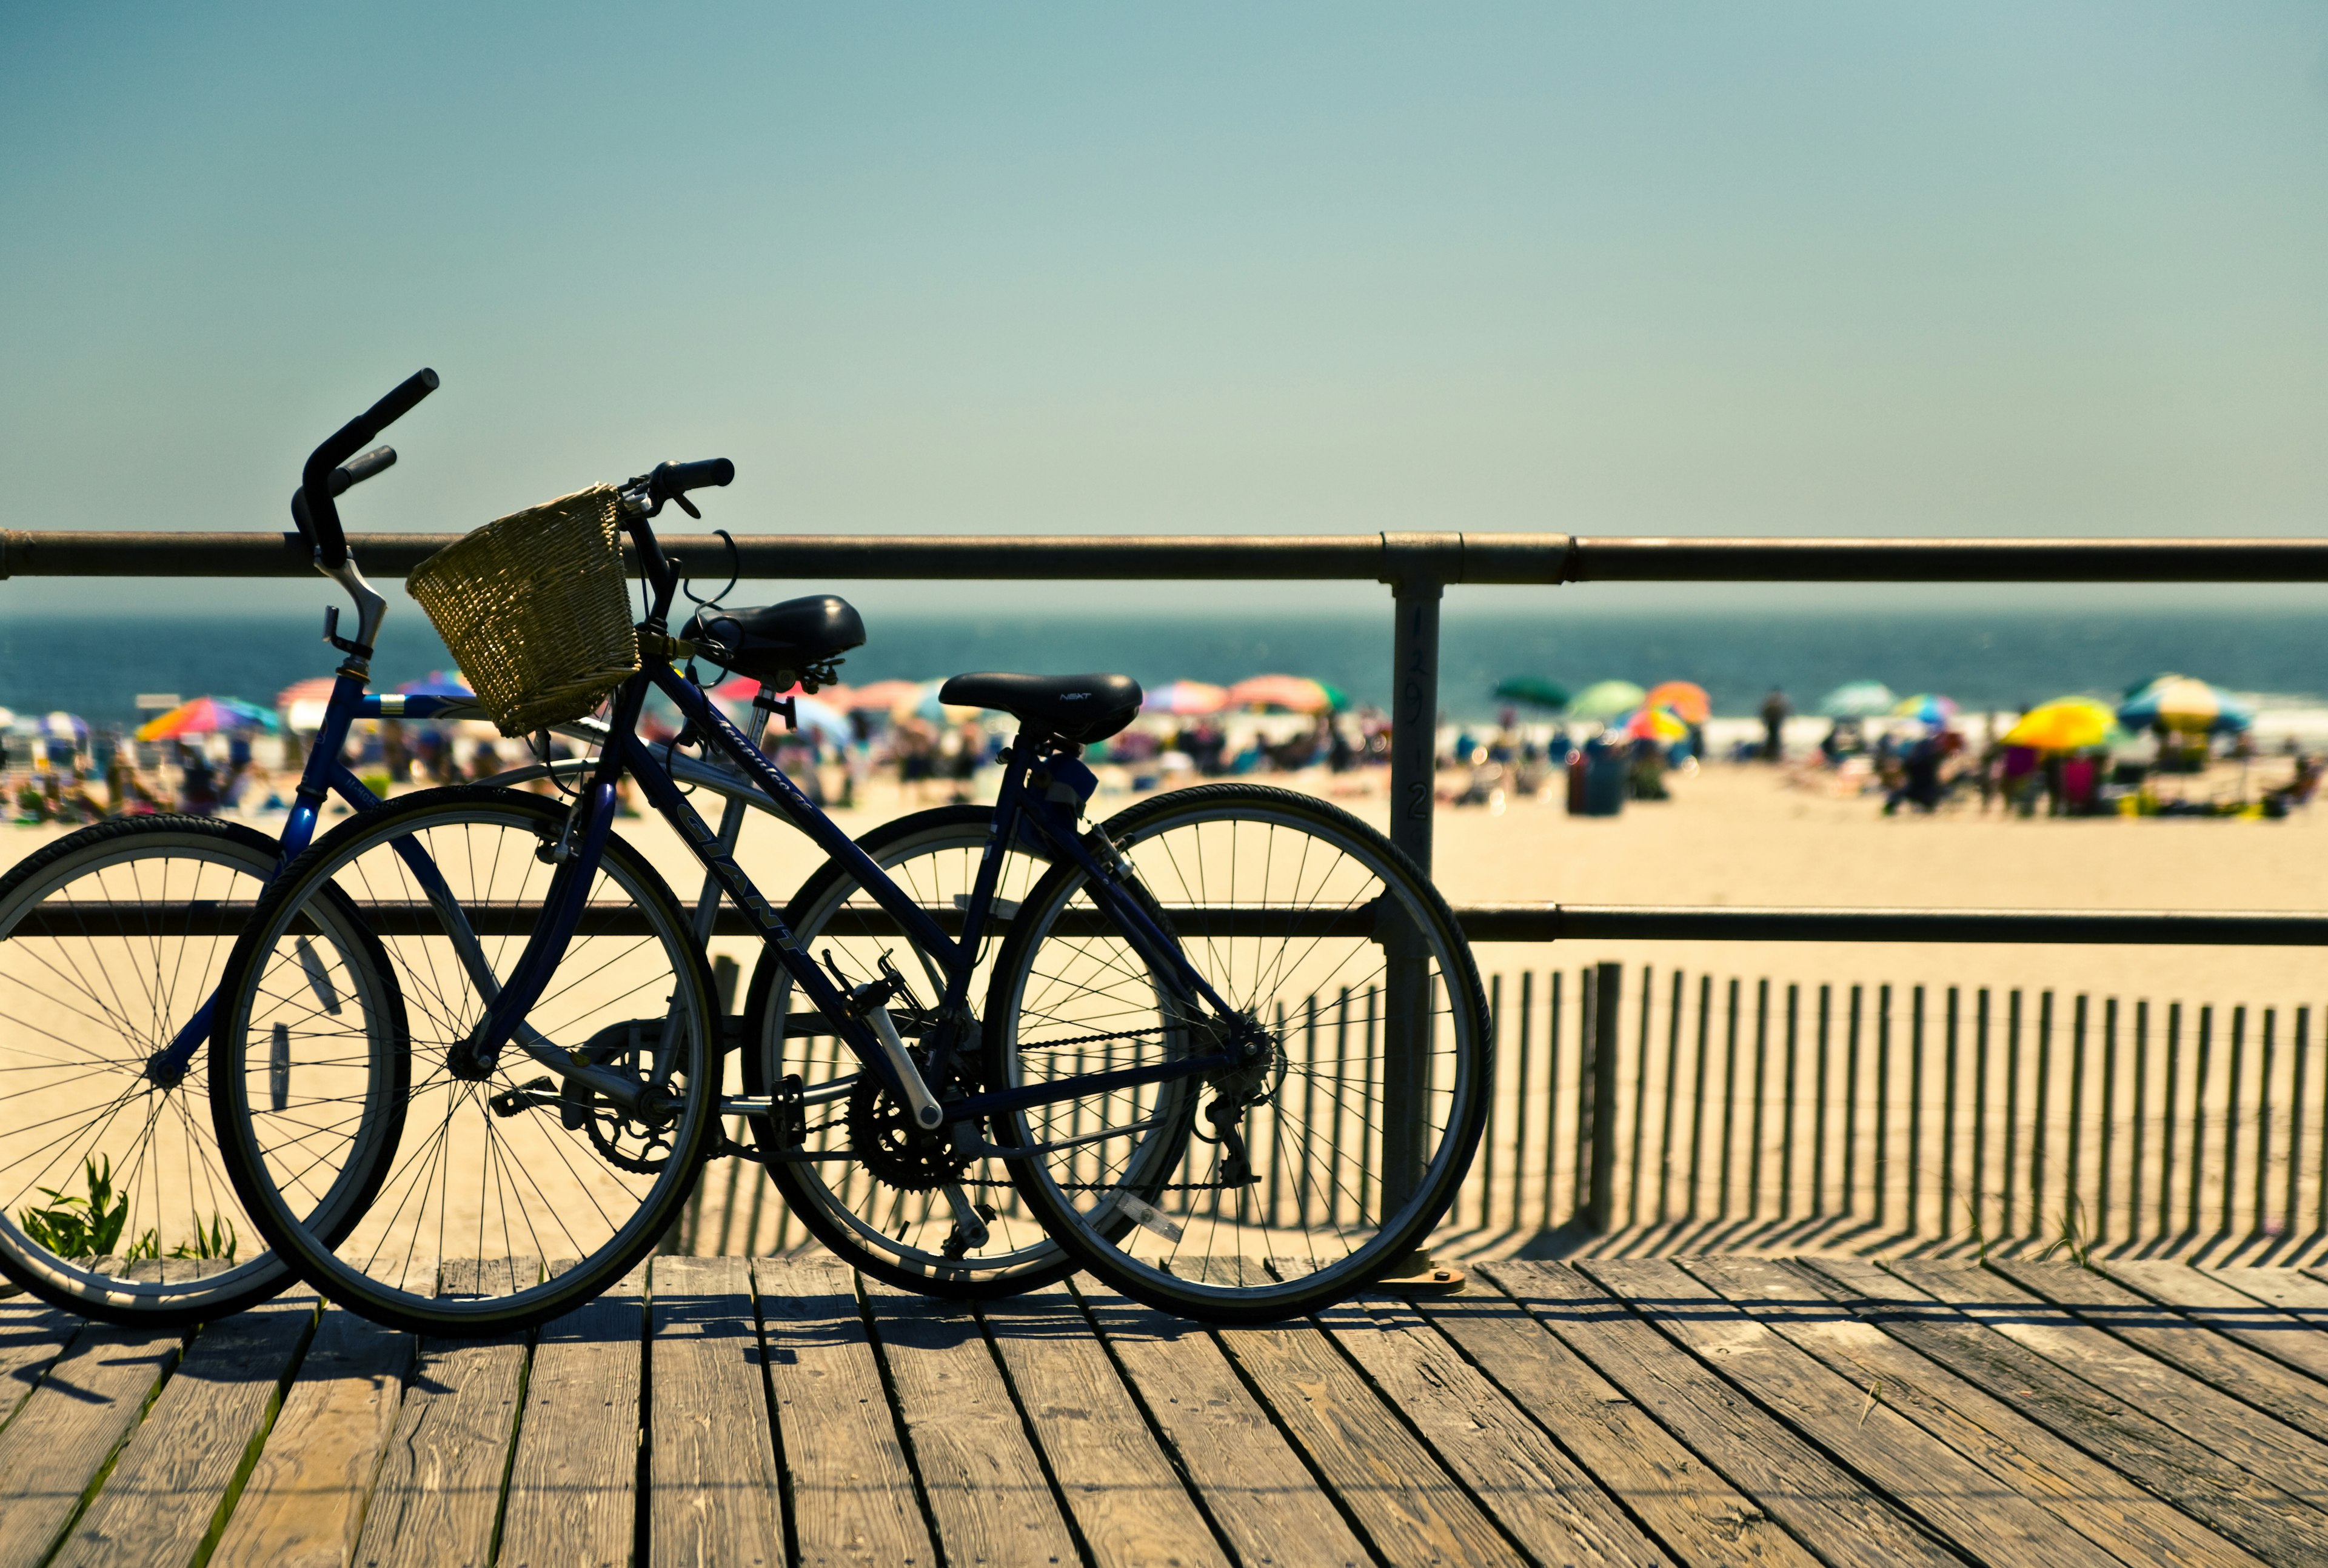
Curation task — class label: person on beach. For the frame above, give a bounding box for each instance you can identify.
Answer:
[177,745,219,816]
[1760,688,1790,761]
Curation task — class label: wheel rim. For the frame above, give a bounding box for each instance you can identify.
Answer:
[994,792,1485,1308]
[0,830,295,1307]
[755,816,1065,1282]
[218,796,714,1323]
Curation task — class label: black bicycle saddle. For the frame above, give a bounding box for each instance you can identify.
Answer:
[938,672,1143,744]
[684,595,865,686]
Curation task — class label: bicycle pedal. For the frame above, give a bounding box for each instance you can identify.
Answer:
[489,1078,560,1118]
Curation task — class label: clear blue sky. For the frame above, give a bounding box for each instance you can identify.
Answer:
[3,4,2324,616]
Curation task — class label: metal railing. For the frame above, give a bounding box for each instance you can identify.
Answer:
[12,523,2327,1244]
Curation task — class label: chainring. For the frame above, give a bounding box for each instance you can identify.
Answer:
[846,1052,971,1193]
[562,1032,685,1176]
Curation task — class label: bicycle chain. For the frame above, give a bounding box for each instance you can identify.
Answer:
[761,1020,1249,1192]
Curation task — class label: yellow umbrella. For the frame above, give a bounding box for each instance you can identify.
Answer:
[2002,697,2115,752]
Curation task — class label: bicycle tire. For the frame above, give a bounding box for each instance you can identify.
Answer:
[983,783,1490,1323]
[740,804,1077,1295]
[209,786,720,1335]
[0,814,404,1326]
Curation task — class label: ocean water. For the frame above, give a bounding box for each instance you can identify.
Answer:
[5,606,2326,730]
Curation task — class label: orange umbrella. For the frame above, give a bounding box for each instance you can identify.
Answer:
[1644,681,1710,725]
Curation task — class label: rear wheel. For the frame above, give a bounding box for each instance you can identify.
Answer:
[0,816,400,1325]
[210,787,719,1335]
[741,805,1072,1295]
[984,784,1489,1322]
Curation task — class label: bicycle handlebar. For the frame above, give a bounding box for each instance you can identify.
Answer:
[289,444,397,539]
[648,458,734,515]
[297,368,439,568]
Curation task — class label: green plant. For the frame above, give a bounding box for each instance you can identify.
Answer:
[171,1212,236,1261]
[1958,1191,1991,1264]
[17,1155,130,1259]
[2039,1195,2094,1268]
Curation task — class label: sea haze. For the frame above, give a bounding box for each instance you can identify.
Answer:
[4,608,2324,730]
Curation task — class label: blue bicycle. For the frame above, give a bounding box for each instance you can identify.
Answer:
[0,370,469,1323]
[202,458,1491,1332]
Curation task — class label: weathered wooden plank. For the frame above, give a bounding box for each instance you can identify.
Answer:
[982,1284,1231,1568]
[498,1269,644,1568]
[1688,1256,2265,1568]
[1209,1306,1522,1565]
[1586,1258,2115,1568]
[1483,1261,1959,1568]
[861,1277,1080,1568]
[0,1298,75,1431]
[1075,1280,1370,1568]
[2212,1266,2328,1321]
[2104,1264,2328,1388]
[50,1295,313,1568]
[1802,1256,2328,1568]
[0,1322,181,1568]
[1323,1288,1671,1567]
[1416,1283,1818,1568]
[1889,1259,2328,1510]
[355,1258,536,1568]
[649,1254,783,1568]
[209,1308,412,1568]
[1996,1258,2328,1441]
[754,1258,932,1568]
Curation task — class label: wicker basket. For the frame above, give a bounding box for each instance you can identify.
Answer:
[406,484,640,736]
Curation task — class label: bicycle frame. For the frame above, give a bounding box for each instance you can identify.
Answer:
[144,667,475,1081]
[463,656,1260,1144]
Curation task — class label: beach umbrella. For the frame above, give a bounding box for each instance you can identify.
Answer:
[1818,680,1898,719]
[905,679,985,726]
[136,696,275,741]
[36,712,90,743]
[1491,676,1570,712]
[397,671,473,698]
[1891,693,1959,727]
[1643,681,1711,725]
[1568,679,1647,721]
[2118,675,2253,735]
[1225,675,1339,713]
[1622,706,1690,742]
[276,677,338,731]
[834,679,920,714]
[2002,697,2116,752]
[1144,680,1229,716]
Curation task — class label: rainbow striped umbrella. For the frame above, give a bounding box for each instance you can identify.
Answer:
[136,696,277,741]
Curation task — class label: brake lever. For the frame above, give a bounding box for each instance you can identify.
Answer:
[673,492,702,519]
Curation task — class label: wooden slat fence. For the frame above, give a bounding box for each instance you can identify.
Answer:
[675,962,2328,1263]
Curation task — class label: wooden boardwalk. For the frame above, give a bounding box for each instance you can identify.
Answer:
[8,1258,2328,1567]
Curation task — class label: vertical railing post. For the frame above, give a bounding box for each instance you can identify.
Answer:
[1575,961,1623,1233]
[1379,538,1456,1224]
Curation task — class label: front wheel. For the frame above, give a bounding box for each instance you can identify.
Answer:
[209,787,720,1336]
[984,784,1489,1322]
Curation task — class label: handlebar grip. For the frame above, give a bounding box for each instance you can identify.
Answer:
[651,458,735,502]
[289,446,398,537]
[299,368,439,567]
[338,444,397,489]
